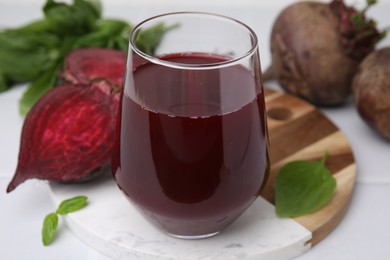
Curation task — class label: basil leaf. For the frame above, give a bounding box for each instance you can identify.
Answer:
[73,19,132,51]
[135,22,179,55]
[275,153,336,218]
[84,0,102,16]
[42,212,58,246]
[43,0,100,36]
[0,71,8,92]
[0,48,51,83]
[19,63,60,116]
[0,0,174,104]
[0,32,60,85]
[0,31,59,51]
[56,196,88,215]
[8,0,101,37]
[41,195,87,246]
[7,20,53,34]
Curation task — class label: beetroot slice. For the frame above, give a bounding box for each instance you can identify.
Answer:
[7,83,117,192]
[61,48,127,87]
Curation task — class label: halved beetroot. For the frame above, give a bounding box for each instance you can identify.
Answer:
[61,48,127,87]
[7,83,117,192]
[89,78,122,103]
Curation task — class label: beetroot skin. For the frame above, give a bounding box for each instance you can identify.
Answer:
[266,0,384,106]
[353,47,390,141]
[7,83,118,192]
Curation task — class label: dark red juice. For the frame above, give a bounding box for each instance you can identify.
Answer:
[113,53,269,237]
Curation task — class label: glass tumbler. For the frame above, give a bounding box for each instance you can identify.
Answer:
[112,12,270,239]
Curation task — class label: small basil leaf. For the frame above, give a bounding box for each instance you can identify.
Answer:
[275,154,336,218]
[56,196,88,215]
[42,213,58,246]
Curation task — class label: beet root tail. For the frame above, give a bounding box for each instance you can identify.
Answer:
[6,170,29,193]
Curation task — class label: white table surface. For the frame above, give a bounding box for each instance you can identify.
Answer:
[1,1,390,259]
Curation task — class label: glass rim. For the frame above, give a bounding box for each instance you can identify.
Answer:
[129,12,259,70]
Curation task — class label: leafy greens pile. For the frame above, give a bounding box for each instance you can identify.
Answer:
[0,0,170,115]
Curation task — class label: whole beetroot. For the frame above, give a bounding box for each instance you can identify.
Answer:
[353,47,390,141]
[265,0,385,106]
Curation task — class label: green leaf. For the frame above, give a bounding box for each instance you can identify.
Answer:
[0,32,60,83]
[73,19,132,51]
[351,13,364,30]
[135,22,179,55]
[377,31,388,43]
[41,195,87,246]
[84,0,102,17]
[0,48,50,83]
[366,0,377,7]
[19,63,60,116]
[7,20,53,34]
[43,0,101,36]
[362,0,378,14]
[0,0,175,96]
[56,196,88,215]
[0,30,59,51]
[0,70,9,92]
[274,153,336,218]
[42,213,58,246]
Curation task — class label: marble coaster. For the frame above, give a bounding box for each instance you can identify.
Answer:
[49,175,311,260]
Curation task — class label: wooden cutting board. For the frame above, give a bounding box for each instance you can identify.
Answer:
[261,88,357,246]
[49,88,357,259]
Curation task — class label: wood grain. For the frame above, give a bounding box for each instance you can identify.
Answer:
[261,88,356,246]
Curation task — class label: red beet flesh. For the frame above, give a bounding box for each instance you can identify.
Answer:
[7,83,117,193]
[6,48,128,192]
[61,48,127,87]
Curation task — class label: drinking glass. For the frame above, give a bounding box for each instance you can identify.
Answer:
[112,12,270,239]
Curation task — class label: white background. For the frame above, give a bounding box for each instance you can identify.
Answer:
[1,0,390,259]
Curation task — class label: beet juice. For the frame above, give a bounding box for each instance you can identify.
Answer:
[112,52,269,238]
